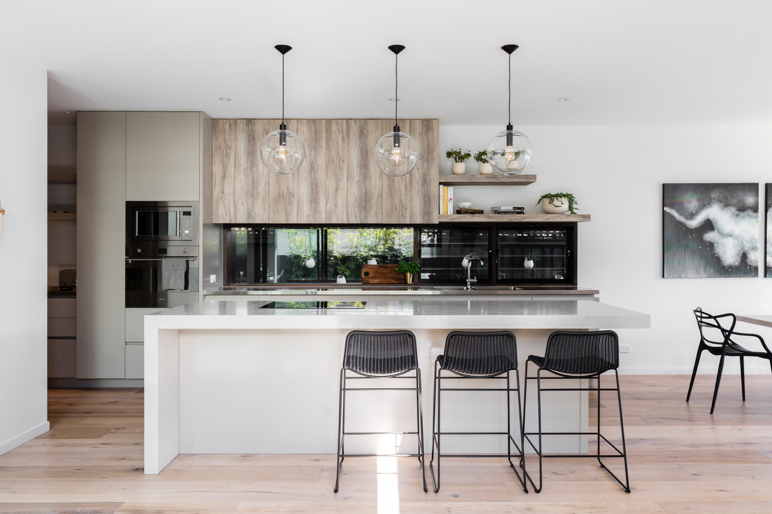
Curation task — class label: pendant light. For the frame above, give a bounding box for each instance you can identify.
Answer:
[487,44,531,175]
[375,45,419,177]
[260,45,305,175]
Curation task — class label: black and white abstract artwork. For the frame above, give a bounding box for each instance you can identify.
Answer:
[663,183,758,278]
[766,183,772,278]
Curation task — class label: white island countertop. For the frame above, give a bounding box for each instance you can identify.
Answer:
[144,299,649,475]
[146,299,650,330]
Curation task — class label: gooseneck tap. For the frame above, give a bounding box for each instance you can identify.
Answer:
[462,254,484,291]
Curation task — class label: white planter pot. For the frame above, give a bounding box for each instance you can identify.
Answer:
[524,258,534,269]
[305,257,316,269]
[337,275,347,284]
[451,162,466,175]
[541,197,570,214]
[367,258,377,265]
[478,162,493,175]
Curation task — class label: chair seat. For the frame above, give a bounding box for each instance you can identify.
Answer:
[438,353,516,376]
[704,343,770,358]
[528,354,616,375]
[344,355,416,376]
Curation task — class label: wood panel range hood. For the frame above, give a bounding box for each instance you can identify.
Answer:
[212,118,439,225]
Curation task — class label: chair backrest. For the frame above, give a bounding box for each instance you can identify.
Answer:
[343,330,418,376]
[693,307,735,347]
[543,330,619,376]
[441,331,518,376]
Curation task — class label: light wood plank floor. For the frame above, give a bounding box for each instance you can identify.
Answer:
[0,374,770,513]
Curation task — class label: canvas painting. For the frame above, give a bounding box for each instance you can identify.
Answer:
[766,183,772,278]
[663,183,758,278]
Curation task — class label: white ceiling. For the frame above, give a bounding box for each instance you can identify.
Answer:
[3,0,772,127]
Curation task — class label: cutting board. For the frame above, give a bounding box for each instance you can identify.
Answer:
[361,264,405,284]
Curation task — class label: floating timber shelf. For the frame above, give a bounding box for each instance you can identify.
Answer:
[438,174,536,186]
[48,212,77,221]
[439,214,591,223]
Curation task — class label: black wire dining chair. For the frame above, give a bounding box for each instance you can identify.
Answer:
[522,330,630,493]
[334,330,427,493]
[429,330,527,493]
[687,307,772,414]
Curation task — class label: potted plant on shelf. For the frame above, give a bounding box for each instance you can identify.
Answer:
[396,261,420,284]
[524,248,539,269]
[336,265,347,284]
[552,269,565,280]
[535,192,578,215]
[446,148,472,175]
[474,150,493,175]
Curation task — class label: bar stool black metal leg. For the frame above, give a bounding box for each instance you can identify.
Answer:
[740,355,746,401]
[429,359,441,492]
[710,352,726,414]
[334,368,345,493]
[597,370,631,493]
[506,370,527,492]
[522,361,543,493]
[686,345,703,403]
[416,371,428,492]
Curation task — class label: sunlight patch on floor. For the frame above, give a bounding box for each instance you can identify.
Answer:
[377,434,401,514]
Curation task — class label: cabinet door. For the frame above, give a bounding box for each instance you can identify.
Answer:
[77,112,126,379]
[126,112,200,201]
[212,119,272,223]
[382,119,439,224]
[324,119,383,224]
[269,119,326,224]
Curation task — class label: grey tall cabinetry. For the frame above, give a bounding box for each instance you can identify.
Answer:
[77,111,211,380]
[77,112,127,379]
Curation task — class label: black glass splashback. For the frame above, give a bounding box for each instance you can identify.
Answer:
[418,227,491,284]
[497,228,572,283]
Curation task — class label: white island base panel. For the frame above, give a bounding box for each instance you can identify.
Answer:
[144,300,650,474]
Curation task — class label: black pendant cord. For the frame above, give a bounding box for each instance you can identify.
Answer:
[508,52,511,126]
[395,52,399,127]
[282,52,285,126]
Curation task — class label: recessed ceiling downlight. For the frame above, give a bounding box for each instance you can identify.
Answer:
[388,98,401,102]
[557,98,570,101]
[219,97,232,101]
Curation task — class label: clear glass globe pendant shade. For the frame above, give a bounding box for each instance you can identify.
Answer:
[260,128,305,175]
[375,131,419,177]
[487,129,532,175]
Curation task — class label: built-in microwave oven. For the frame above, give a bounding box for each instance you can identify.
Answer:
[126,201,198,248]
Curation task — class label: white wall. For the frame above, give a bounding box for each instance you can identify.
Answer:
[0,51,50,452]
[441,125,772,374]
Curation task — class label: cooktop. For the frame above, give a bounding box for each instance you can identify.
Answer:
[260,301,367,310]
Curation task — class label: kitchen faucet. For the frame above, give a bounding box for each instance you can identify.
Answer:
[462,254,484,291]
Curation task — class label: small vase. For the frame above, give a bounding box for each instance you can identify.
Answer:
[367,258,377,265]
[478,162,493,175]
[541,198,569,214]
[451,162,466,175]
[524,258,534,269]
[405,273,413,284]
[305,257,316,269]
[337,275,347,284]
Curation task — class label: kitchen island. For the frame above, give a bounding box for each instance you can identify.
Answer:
[144,299,649,474]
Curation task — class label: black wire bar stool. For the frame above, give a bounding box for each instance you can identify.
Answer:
[522,330,630,493]
[429,331,527,493]
[687,307,772,414]
[334,330,427,493]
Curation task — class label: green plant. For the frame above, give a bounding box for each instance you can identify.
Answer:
[552,269,565,278]
[526,248,540,261]
[473,150,489,164]
[536,192,579,215]
[396,261,420,275]
[490,148,526,160]
[336,265,347,276]
[446,148,471,163]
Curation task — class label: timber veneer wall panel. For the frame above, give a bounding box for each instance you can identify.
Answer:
[212,119,270,223]
[324,119,384,224]
[269,119,326,224]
